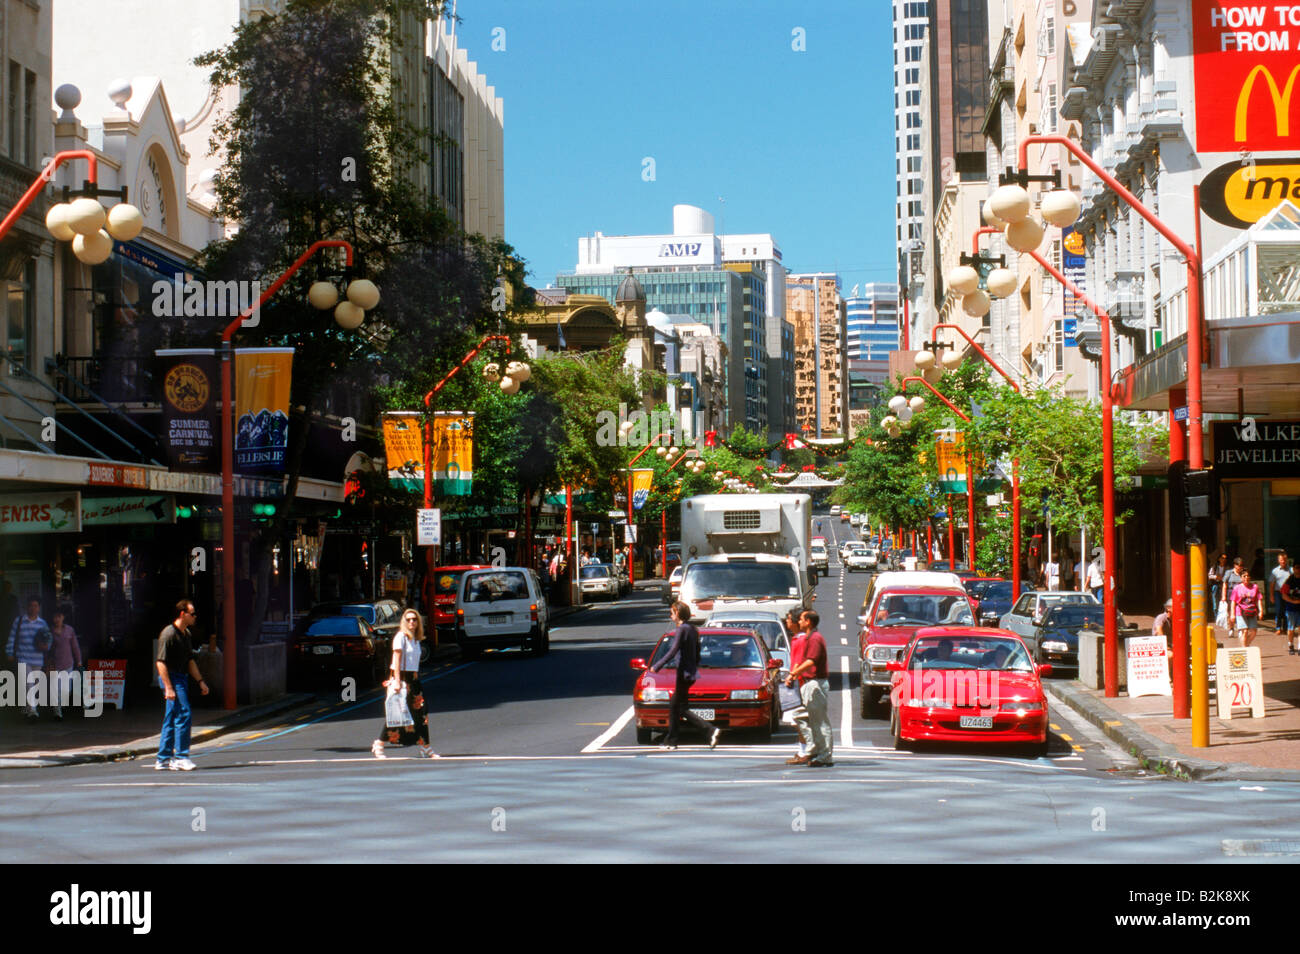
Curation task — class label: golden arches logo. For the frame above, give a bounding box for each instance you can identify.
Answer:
[1235,64,1300,142]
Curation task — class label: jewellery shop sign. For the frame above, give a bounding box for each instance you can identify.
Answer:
[1212,420,1300,478]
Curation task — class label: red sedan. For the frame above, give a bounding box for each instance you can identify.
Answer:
[886,626,1051,756]
[630,627,782,745]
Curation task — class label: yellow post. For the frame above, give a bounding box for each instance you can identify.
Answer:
[1189,543,1209,746]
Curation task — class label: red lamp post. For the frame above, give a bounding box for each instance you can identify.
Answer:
[220,239,359,709]
[658,449,704,578]
[1003,134,1204,724]
[623,432,676,586]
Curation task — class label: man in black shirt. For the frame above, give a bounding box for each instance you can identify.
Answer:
[651,602,721,749]
[154,599,209,771]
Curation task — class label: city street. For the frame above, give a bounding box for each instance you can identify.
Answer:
[5,521,1296,864]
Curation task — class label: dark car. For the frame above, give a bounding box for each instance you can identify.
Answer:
[962,577,1004,616]
[289,615,387,686]
[1027,603,1128,671]
[975,580,1016,626]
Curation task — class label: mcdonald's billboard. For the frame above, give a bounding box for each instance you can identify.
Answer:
[1193,1,1300,153]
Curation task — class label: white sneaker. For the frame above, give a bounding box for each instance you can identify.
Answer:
[371,739,386,759]
[169,758,197,771]
[154,759,171,771]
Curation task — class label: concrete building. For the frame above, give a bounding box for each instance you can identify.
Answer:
[559,205,780,437]
[786,273,848,438]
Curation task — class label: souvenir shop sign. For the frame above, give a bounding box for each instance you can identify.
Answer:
[82,495,175,527]
[0,492,81,534]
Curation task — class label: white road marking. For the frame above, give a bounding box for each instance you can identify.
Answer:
[581,705,636,753]
[840,637,848,645]
[73,781,262,788]
[839,656,854,749]
[840,624,847,630]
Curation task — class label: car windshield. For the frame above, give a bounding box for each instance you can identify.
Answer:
[650,632,764,669]
[683,563,799,599]
[464,571,529,602]
[981,581,1014,601]
[580,565,610,579]
[303,617,362,637]
[707,619,787,651]
[909,635,1034,671]
[875,592,974,626]
[1042,605,1105,629]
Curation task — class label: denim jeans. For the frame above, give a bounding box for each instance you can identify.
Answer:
[157,673,192,761]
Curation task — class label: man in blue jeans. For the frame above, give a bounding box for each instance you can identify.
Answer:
[155,600,209,770]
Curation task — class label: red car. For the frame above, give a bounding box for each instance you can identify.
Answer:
[858,585,975,716]
[630,627,783,744]
[887,626,1051,755]
[426,565,489,636]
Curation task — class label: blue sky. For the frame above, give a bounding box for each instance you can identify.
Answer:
[454,0,898,289]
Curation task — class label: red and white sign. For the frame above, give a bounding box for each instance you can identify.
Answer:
[86,463,149,489]
[1124,633,1172,698]
[87,659,127,710]
[1193,1,1300,152]
[1215,647,1265,719]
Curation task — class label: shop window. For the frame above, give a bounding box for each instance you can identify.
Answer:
[4,260,34,374]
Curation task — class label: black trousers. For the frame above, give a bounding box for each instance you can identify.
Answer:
[664,675,716,743]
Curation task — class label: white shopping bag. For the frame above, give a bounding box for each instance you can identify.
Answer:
[385,683,414,728]
[1215,600,1229,630]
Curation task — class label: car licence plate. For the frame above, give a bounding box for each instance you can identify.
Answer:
[487,614,509,624]
[959,715,993,729]
[690,708,715,720]
[312,645,334,655]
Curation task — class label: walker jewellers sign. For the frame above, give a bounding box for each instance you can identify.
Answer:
[1213,420,1300,476]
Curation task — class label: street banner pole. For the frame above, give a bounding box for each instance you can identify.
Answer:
[1170,388,1189,719]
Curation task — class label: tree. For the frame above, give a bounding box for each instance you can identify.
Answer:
[194,0,521,643]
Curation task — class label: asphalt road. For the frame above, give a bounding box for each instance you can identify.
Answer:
[3,517,1298,862]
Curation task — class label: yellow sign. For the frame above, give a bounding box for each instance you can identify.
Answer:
[934,429,981,493]
[1234,64,1299,143]
[234,348,293,474]
[382,412,425,492]
[1215,646,1265,719]
[382,411,474,496]
[631,468,655,510]
[1202,157,1300,228]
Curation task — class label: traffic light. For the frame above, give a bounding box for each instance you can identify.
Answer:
[1182,467,1217,549]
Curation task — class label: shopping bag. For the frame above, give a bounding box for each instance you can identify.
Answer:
[1214,600,1229,630]
[385,683,414,728]
[778,681,803,713]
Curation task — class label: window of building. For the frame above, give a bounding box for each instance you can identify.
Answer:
[906,112,921,128]
[907,23,925,40]
[905,44,921,62]
[908,178,922,194]
[4,260,35,374]
[1045,82,1057,134]
[907,134,921,150]
[1042,16,1056,56]
[906,68,920,85]
[906,89,921,106]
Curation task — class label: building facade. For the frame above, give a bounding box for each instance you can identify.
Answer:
[786,273,848,438]
[845,283,902,361]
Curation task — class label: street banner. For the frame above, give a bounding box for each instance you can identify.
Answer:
[87,659,126,710]
[1061,227,1086,346]
[1192,0,1300,153]
[1216,647,1265,719]
[631,468,655,510]
[156,349,218,471]
[382,411,425,493]
[934,430,981,494]
[1124,634,1172,698]
[430,412,474,496]
[82,495,174,526]
[234,348,293,475]
[0,492,81,534]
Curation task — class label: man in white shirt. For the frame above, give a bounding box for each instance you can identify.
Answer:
[1269,553,1291,634]
[1043,559,1060,592]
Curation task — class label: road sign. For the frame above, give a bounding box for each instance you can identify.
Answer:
[416,508,441,546]
[1173,406,1188,422]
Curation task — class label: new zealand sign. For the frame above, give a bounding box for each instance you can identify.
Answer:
[1193,1,1300,153]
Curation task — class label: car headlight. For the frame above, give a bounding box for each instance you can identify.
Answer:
[906,697,949,708]
[869,646,895,662]
[999,701,1043,712]
[640,688,671,702]
[730,689,759,700]
[1042,640,1069,653]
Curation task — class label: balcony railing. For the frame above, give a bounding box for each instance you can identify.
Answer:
[56,353,156,406]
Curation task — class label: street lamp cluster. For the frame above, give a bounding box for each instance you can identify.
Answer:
[44,194,144,264]
[307,277,381,330]
[482,359,532,394]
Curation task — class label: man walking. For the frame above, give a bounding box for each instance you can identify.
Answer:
[651,602,721,749]
[786,610,832,767]
[5,598,51,719]
[784,609,811,764]
[1269,552,1291,639]
[155,600,210,771]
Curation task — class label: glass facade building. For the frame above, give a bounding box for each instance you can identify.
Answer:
[845,283,902,362]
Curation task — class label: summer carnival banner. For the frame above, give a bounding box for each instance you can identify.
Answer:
[234,348,294,475]
[156,349,218,471]
[382,411,475,496]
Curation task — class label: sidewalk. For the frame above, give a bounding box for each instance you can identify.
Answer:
[1046,614,1300,782]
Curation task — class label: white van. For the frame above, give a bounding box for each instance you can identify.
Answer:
[455,567,550,658]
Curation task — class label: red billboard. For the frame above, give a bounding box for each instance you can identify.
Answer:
[1193,0,1300,152]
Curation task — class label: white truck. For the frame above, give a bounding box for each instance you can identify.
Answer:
[677,494,814,623]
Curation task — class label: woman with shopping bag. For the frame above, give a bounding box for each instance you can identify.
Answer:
[372,609,437,759]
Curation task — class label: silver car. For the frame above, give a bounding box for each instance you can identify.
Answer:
[999,591,1100,641]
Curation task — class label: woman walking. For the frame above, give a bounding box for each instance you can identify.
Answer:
[45,609,82,719]
[1230,569,1264,649]
[372,609,438,759]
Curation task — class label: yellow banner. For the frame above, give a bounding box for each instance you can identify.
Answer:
[382,412,425,492]
[631,468,655,510]
[234,348,293,474]
[381,412,474,495]
[934,429,983,493]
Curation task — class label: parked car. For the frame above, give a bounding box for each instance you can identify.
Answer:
[301,598,415,662]
[630,627,783,744]
[289,615,388,686]
[426,565,489,639]
[662,565,684,605]
[455,567,550,658]
[962,577,1005,616]
[858,580,976,716]
[999,591,1101,642]
[1024,602,1128,671]
[887,627,1051,756]
[580,563,620,601]
[974,580,1016,626]
[605,562,631,597]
